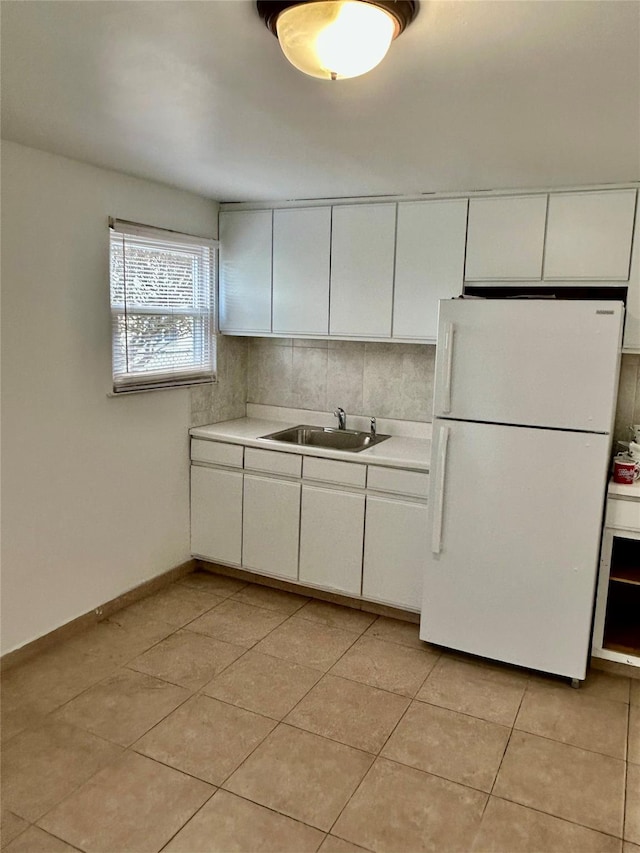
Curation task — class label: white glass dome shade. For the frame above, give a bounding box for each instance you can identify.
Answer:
[275,1,400,80]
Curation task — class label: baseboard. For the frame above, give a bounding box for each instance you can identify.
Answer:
[1,559,196,672]
[194,559,420,624]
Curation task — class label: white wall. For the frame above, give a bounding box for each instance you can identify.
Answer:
[1,141,219,654]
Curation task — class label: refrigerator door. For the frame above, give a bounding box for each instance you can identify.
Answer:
[421,419,611,679]
[434,299,623,432]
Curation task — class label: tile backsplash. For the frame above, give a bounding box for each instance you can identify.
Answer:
[190,335,248,427]
[246,338,436,422]
[615,353,640,444]
[194,337,640,438]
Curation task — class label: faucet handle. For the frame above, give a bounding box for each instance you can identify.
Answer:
[333,407,346,429]
[370,417,377,436]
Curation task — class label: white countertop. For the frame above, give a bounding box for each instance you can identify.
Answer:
[190,417,431,471]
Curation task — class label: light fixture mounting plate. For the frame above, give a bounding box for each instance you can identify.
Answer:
[257,0,418,38]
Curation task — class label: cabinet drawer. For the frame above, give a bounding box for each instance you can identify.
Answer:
[191,439,243,468]
[244,447,302,478]
[303,456,366,488]
[367,466,429,499]
[606,498,640,532]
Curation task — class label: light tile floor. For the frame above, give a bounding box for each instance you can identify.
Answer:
[1,569,638,853]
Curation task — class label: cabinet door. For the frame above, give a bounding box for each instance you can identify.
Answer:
[299,485,364,594]
[422,420,610,680]
[465,195,547,281]
[624,197,640,351]
[329,204,396,337]
[273,207,331,335]
[219,210,272,333]
[544,190,637,280]
[242,474,300,580]
[393,199,467,340]
[190,466,243,565]
[363,496,427,610]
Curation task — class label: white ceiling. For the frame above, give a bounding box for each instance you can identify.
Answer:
[1,0,639,203]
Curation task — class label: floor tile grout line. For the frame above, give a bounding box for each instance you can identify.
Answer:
[6,579,633,849]
[412,694,518,729]
[24,737,127,833]
[509,722,629,763]
[324,749,380,840]
[484,676,528,811]
[50,674,198,751]
[29,654,628,844]
[155,784,219,853]
[215,717,377,797]
[486,793,626,843]
[25,823,86,852]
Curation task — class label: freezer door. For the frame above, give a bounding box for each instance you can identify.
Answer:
[421,420,610,680]
[434,299,623,432]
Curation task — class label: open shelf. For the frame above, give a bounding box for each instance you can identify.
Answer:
[609,537,640,585]
[603,537,640,656]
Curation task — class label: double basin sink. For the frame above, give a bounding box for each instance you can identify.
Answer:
[259,424,390,453]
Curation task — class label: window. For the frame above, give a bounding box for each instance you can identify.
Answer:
[109,219,217,393]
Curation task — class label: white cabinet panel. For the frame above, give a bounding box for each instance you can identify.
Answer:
[330,204,396,337]
[544,190,637,281]
[191,439,243,468]
[367,466,429,499]
[244,447,302,478]
[219,210,272,333]
[273,207,331,335]
[465,195,547,281]
[363,496,427,610]
[624,198,640,350]
[190,466,243,565]
[605,497,640,532]
[243,474,300,580]
[303,456,366,488]
[299,485,364,595]
[393,199,467,340]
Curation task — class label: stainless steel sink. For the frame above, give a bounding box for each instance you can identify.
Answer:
[258,424,390,453]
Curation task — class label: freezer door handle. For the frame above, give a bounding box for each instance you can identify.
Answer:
[431,425,449,554]
[442,322,455,414]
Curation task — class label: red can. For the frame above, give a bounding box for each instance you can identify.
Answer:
[613,456,640,484]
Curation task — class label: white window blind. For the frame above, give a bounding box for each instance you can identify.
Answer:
[109,219,217,393]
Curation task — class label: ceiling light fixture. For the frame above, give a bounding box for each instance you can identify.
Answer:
[257,0,418,81]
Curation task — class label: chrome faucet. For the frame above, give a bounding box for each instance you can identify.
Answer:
[334,407,346,430]
[370,417,377,437]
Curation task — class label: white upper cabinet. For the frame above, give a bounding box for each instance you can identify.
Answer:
[465,195,548,281]
[219,210,272,333]
[329,203,396,337]
[272,207,331,335]
[623,194,640,351]
[393,199,468,341]
[543,190,637,280]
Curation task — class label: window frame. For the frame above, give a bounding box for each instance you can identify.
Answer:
[109,218,218,395]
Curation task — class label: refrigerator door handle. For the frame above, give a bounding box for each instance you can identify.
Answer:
[431,425,449,554]
[442,323,455,414]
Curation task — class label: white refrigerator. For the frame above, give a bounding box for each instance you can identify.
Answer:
[419,299,624,681]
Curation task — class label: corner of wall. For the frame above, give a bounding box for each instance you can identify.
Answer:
[190,335,249,426]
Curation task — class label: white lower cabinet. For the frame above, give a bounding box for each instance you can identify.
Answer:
[190,466,243,566]
[242,474,301,580]
[299,485,365,595]
[363,496,427,611]
[190,439,429,612]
